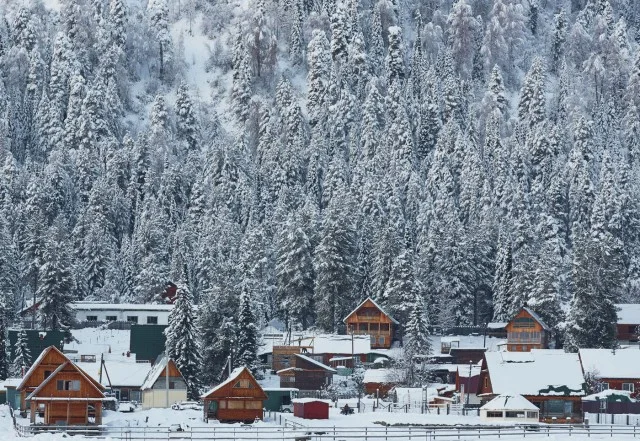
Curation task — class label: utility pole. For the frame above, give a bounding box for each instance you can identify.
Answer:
[166,356,170,408]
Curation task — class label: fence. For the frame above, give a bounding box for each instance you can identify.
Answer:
[585,412,640,425]
[15,422,640,440]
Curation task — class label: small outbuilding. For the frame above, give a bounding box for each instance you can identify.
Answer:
[292,398,330,419]
[480,394,540,423]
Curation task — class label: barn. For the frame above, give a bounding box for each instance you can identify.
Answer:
[293,398,330,419]
[17,346,106,425]
[202,367,267,423]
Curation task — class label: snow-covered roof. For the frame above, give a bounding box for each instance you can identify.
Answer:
[579,348,640,379]
[484,350,586,397]
[298,334,372,355]
[487,322,508,329]
[75,360,153,387]
[481,394,539,411]
[583,389,635,402]
[292,398,331,404]
[616,304,640,324]
[263,387,299,392]
[295,354,337,373]
[18,346,62,391]
[3,378,22,388]
[343,297,399,325]
[521,307,551,331]
[457,365,482,378]
[141,354,181,390]
[71,302,173,312]
[363,368,405,384]
[201,367,244,397]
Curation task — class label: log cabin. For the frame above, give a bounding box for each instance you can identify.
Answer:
[579,348,640,398]
[505,307,551,352]
[202,367,267,423]
[17,346,106,425]
[343,297,399,349]
[477,350,587,423]
[276,353,336,391]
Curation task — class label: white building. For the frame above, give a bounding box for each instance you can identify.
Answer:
[140,354,188,408]
[71,302,173,325]
[480,394,540,423]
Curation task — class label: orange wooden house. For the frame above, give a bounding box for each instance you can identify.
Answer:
[343,297,398,349]
[201,367,267,423]
[505,307,551,352]
[17,346,106,425]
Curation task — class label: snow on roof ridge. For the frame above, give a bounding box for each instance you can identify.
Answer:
[521,307,551,331]
[201,367,246,397]
[481,394,539,411]
[141,353,181,390]
[295,353,337,373]
[18,346,62,391]
[343,297,399,325]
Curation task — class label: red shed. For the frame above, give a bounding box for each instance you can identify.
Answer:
[292,399,330,419]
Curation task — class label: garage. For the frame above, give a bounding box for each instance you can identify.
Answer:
[292,399,330,419]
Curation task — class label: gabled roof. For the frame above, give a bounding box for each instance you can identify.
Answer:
[520,307,551,331]
[201,366,267,399]
[26,360,105,400]
[141,353,183,390]
[294,354,337,373]
[579,348,640,379]
[343,297,399,325]
[483,350,586,397]
[18,346,90,391]
[481,394,539,411]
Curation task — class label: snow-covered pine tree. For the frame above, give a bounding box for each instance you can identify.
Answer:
[11,329,31,377]
[0,296,8,380]
[276,213,315,329]
[403,291,431,386]
[165,277,202,399]
[175,82,198,151]
[236,288,260,375]
[383,250,416,326]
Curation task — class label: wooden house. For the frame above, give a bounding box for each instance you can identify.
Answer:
[202,367,267,423]
[505,307,551,352]
[579,348,640,398]
[139,354,187,408]
[363,368,405,396]
[17,346,106,425]
[615,304,640,343]
[477,350,587,422]
[277,354,336,390]
[343,297,399,349]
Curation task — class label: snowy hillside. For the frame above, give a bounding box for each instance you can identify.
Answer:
[0,0,639,386]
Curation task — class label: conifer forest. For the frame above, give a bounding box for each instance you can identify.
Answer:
[0,0,639,382]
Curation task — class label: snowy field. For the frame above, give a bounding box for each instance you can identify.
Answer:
[5,404,640,441]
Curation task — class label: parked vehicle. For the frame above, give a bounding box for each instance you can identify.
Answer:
[171,401,203,411]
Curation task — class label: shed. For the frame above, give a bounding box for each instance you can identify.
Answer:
[480,394,540,423]
[139,354,187,408]
[293,398,330,419]
[5,378,21,409]
[202,367,267,423]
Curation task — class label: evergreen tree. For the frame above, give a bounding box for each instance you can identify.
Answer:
[175,82,198,151]
[236,288,260,375]
[11,329,31,377]
[165,278,202,399]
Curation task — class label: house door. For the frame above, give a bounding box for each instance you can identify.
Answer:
[207,400,218,419]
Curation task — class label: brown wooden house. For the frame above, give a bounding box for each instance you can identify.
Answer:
[277,354,336,391]
[505,307,551,352]
[579,348,640,398]
[17,346,106,425]
[343,297,398,349]
[201,367,267,423]
[615,304,640,342]
[477,350,587,422]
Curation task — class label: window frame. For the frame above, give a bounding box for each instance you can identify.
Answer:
[623,383,635,393]
[126,316,139,323]
[146,316,158,324]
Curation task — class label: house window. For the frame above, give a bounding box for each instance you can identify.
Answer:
[219,400,227,409]
[146,316,158,324]
[245,401,262,409]
[379,337,385,346]
[522,345,528,352]
[233,379,253,388]
[506,411,524,418]
[359,323,368,331]
[380,324,390,332]
[526,411,539,419]
[629,326,637,334]
[511,345,517,351]
[106,316,117,321]
[486,411,502,418]
[44,370,52,379]
[484,378,489,389]
[169,381,176,389]
[57,380,81,391]
[86,315,98,322]
[600,382,610,391]
[127,316,138,323]
[623,383,635,393]
[369,323,379,332]
[228,400,244,409]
